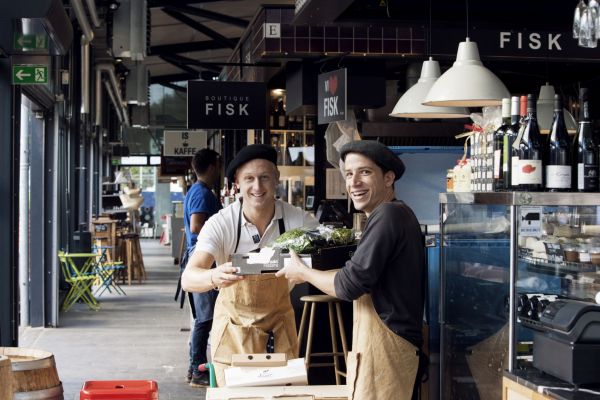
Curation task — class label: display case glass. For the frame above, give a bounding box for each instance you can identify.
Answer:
[439,192,600,400]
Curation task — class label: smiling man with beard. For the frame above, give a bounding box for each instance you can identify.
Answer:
[277,140,427,400]
[182,144,318,386]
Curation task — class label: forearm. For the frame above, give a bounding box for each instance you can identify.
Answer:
[302,268,339,297]
[181,250,216,293]
[181,266,215,293]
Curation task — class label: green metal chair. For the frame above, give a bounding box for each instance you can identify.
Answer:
[58,251,100,311]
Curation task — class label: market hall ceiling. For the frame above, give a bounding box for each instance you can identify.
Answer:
[147,0,292,86]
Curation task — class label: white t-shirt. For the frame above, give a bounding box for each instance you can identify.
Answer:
[195,199,319,266]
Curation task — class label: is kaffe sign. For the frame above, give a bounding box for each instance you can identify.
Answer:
[318,68,347,125]
[163,130,207,157]
[187,81,267,129]
[431,27,600,61]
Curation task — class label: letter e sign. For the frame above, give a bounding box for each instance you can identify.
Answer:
[264,23,280,38]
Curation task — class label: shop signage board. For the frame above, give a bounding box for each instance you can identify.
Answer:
[12,65,48,84]
[163,130,207,157]
[13,34,48,50]
[519,206,542,237]
[431,27,600,61]
[317,68,347,125]
[187,81,267,129]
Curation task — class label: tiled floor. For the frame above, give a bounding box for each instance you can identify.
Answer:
[19,240,204,400]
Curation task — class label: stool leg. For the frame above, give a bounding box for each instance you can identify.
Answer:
[126,240,133,285]
[297,302,309,352]
[328,302,341,385]
[336,302,348,362]
[304,302,316,371]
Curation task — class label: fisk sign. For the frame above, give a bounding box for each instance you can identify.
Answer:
[187,81,267,129]
[318,68,347,125]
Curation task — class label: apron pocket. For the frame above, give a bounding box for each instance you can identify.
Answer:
[213,319,269,365]
[346,351,360,400]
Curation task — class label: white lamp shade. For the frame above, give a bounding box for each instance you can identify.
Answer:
[423,38,510,107]
[390,58,470,118]
[536,83,578,132]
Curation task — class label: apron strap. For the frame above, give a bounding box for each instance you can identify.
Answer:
[234,200,286,253]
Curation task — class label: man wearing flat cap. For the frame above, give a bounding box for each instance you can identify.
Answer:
[277,140,426,400]
[182,144,318,386]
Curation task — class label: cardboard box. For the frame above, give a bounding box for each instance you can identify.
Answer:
[231,353,287,367]
[224,358,307,388]
[206,385,348,400]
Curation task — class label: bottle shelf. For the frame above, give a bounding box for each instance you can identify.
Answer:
[519,254,597,277]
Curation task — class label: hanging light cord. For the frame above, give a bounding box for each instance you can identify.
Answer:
[428,0,432,56]
[465,0,469,38]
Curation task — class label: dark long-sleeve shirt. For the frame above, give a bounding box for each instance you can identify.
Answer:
[334,200,426,347]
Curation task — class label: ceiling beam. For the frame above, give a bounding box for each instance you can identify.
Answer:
[149,72,218,85]
[168,4,249,28]
[159,55,202,77]
[149,0,221,8]
[149,38,241,56]
[162,7,236,49]
[160,53,223,73]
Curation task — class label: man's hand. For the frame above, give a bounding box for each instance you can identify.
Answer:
[211,262,244,289]
[275,250,310,285]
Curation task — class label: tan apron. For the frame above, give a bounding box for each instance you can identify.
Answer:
[347,294,419,400]
[210,274,298,386]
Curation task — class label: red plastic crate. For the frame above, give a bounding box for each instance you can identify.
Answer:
[80,380,158,400]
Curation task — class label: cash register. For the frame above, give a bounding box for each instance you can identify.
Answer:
[527,299,600,384]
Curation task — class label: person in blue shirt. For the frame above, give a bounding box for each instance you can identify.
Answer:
[183,148,222,387]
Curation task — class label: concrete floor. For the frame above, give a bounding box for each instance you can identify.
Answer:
[19,240,204,400]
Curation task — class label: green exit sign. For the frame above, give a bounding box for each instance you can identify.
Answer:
[14,34,48,50]
[12,65,48,85]
[14,34,49,50]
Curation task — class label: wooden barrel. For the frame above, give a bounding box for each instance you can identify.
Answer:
[0,355,13,400]
[0,347,63,400]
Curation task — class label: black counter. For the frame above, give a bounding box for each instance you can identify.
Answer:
[504,368,600,399]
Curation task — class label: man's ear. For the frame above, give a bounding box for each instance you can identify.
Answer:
[384,170,395,187]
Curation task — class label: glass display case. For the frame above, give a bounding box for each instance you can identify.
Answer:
[439,192,600,400]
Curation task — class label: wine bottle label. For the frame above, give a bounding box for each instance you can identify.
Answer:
[515,159,542,184]
[545,165,572,188]
[278,116,285,127]
[493,150,501,179]
[503,135,510,172]
[511,156,520,186]
[577,163,599,190]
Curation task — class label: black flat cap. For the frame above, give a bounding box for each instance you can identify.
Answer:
[226,144,278,183]
[340,140,405,181]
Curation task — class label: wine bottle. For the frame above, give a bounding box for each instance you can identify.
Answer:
[511,95,529,189]
[545,94,572,191]
[277,98,286,129]
[493,98,511,191]
[503,96,520,190]
[573,88,599,191]
[515,94,543,191]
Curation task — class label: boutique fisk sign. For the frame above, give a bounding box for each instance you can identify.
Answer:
[318,68,347,125]
[187,81,267,129]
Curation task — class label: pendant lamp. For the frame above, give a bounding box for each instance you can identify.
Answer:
[390,58,470,119]
[536,83,578,133]
[423,38,510,107]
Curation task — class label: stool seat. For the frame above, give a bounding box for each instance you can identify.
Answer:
[298,294,348,384]
[300,294,338,303]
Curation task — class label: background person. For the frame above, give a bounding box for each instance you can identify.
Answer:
[182,149,221,387]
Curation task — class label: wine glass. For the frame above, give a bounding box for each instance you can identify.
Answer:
[590,0,600,38]
[579,6,598,48]
[574,0,586,38]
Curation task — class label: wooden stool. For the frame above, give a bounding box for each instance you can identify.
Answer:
[298,294,348,384]
[122,233,146,285]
